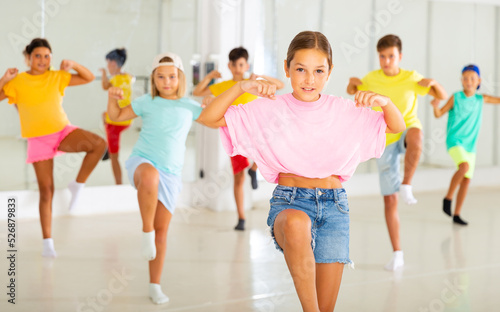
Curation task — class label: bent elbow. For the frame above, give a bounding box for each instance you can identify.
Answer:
[86,73,96,83]
[398,123,406,133]
[388,123,406,134]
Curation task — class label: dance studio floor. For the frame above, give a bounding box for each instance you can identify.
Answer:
[0,187,499,312]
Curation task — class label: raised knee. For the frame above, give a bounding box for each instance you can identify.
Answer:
[95,136,107,153]
[282,213,311,242]
[138,169,159,190]
[458,162,469,174]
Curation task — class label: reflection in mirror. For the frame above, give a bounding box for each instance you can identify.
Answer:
[0,0,200,190]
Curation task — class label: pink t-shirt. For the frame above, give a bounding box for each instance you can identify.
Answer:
[220,93,387,183]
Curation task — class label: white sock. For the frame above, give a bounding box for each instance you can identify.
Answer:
[68,181,85,211]
[42,238,57,258]
[399,184,417,205]
[149,283,169,304]
[384,250,404,271]
[142,231,156,261]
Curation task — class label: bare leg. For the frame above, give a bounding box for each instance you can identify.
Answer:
[134,163,160,232]
[234,171,245,220]
[250,162,258,171]
[274,209,319,312]
[316,263,344,312]
[33,159,55,239]
[445,162,469,200]
[109,153,122,184]
[454,178,470,216]
[402,128,422,185]
[57,128,107,183]
[384,194,400,251]
[149,201,173,283]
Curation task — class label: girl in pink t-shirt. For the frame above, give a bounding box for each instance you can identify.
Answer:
[198,31,405,311]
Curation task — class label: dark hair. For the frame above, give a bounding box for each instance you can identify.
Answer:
[377,34,402,53]
[150,56,186,98]
[25,38,52,55]
[106,48,127,67]
[228,47,249,62]
[286,31,332,70]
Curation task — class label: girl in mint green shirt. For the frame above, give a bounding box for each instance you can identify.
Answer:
[107,52,202,305]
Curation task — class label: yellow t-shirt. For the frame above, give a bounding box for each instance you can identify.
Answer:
[358,69,430,145]
[105,73,134,126]
[209,80,258,106]
[3,70,72,138]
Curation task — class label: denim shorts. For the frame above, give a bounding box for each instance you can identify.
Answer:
[125,156,182,214]
[267,185,352,265]
[376,129,408,196]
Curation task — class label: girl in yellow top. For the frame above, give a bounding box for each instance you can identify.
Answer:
[0,38,106,258]
[99,48,134,184]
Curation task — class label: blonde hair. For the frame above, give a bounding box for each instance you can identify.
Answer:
[150,56,186,98]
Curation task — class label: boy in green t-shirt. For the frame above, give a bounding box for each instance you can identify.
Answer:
[432,64,500,226]
[193,47,284,231]
[347,34,447,271]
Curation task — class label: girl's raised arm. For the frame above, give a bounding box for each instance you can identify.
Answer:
[0,68,19,102]
[100,68,112,90]
[354,91,405,134]
[62,60,95,86]
[483,94,500,104]
[107,87,137,122]
[197,80,276,128]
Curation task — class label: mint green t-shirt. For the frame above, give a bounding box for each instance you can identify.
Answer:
[129,94,202,175]
[446,91,484,153]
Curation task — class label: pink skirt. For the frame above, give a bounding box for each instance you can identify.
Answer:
[26,125,78,163]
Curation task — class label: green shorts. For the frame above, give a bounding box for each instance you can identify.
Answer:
[448,146,476,178]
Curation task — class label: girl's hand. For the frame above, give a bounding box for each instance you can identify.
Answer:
[430,98,440,108]
[1,68,18,82]
[249,73,260,80]
[202,95,215,108]
[60,60,74,72]
[354,91,390,108]
[108,87,124,100]
[99,68,107,75]
[240,80,276,99]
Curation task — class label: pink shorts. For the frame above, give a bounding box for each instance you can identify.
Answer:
[26,125,78,163]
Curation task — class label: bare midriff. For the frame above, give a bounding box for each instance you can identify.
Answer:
[278,173,343,189]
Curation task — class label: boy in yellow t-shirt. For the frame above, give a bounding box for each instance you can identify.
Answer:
[347,34,447,271]
[99,48,135,184]
[193,47,284,231]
